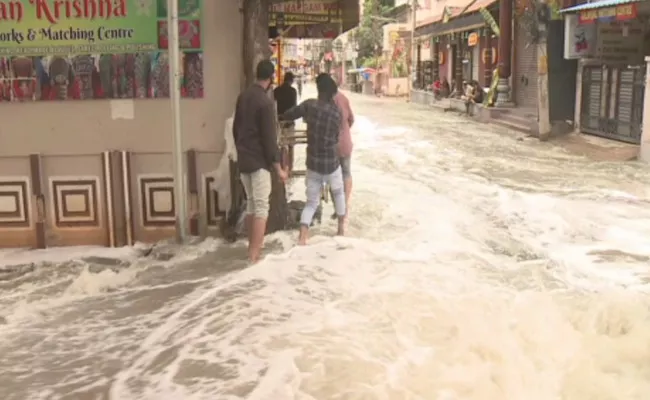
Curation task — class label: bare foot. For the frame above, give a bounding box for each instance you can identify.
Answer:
[336,217,345,236]
[298,225,309,245]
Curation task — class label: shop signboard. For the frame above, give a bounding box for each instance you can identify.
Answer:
[270,0,342,26]
[467,32,479,47]
[0,0,202,56]
[578,3,637,24]
[595,20,644,65]
[0,0,204,102]
[564,14,596,59]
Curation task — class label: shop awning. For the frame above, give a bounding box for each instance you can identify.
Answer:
[560,0,641,13]
[415,12,485,36]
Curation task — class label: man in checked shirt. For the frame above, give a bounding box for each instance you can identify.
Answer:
[280,73,346,245]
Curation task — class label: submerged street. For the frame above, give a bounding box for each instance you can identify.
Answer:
[1,88,650,400]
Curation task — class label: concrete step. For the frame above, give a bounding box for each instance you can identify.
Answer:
[492,118,532,134]
[492,112,535,134]
[502,112,535,125]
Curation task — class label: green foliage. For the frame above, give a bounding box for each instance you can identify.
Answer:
[392,59,407,78]
[516,0,545,45]
[354,0,396,61]
[361,56,380,68]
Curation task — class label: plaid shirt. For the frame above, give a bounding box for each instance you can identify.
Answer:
[282,98,342,175]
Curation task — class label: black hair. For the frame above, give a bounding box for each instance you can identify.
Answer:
[315,73,337,101]
[284,71,295,83]
[256,60,275,81]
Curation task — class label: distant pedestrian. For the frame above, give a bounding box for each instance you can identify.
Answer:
[233,60,288,263]
[274,71,297,116]
[297,75,303,98]
[462,80,483,116]
[280,73,345,245]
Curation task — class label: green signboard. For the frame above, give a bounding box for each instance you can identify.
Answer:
[0,0,202,56]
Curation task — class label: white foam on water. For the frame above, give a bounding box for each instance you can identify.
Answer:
[2,98,650,400]
[109,237,650,400]
[108,116,650,400]
[0,245,140,268]
[0,238,224,327]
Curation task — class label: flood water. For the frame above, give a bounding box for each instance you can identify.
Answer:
[1,88,650,400]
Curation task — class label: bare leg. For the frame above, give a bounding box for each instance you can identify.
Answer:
[343,177,352,218]
[241,169,272,264]
[245,214,253,242]
[329,167,347,234]
[248,217,267,263]
[298,224,309,245]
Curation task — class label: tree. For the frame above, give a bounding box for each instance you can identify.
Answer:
[516,0,550,46]
[354,0,395,65]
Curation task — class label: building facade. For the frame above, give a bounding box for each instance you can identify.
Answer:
[562,0,647,144]
[0,0,242,249]
[414,0,499,91]
[0,0,360,249]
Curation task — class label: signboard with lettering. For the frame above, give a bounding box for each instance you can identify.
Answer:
[579,3,637,24]
[564,13,596,59]
[0,0,204,102]
[0,0,202,55]
[596,21,644,65]
[269,0,341,26]
[467,32,478,47]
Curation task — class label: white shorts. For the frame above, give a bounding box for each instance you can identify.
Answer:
[240,169,272,218]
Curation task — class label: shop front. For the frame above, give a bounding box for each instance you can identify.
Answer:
[0,0,241,248]
[562,0,647,144]
[513,8,538,110]
[412,2,498,106]
[415,36,435,90]
[0,0,360,248]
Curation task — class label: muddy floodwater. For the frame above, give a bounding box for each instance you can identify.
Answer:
[1,88,650,400]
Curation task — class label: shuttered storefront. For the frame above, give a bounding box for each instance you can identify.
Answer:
[472,46,480,81]
[514,29,538,110]
[580,65,644,144]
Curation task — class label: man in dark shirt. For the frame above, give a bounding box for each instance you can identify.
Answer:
[233,60,288,263]
[274,72,297,116]
[281,73,345,245]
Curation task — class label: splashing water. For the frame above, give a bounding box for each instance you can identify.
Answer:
[1,94,650,400]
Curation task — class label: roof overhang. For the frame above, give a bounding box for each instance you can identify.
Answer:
[560,0,641,13]
[384,3,410,19]
[415,11,486,37]
[414,0,497,37]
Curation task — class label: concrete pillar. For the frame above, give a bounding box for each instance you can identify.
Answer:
[455,35,463,89]
[432,38,440,79]
[573,60,584,131]
[495,0,512,106]
[639,56,650,162]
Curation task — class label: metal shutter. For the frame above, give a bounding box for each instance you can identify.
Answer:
[514,30,538,110]
[616,69,634,137]
[580,66,602,132]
